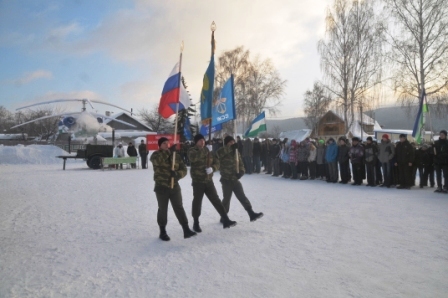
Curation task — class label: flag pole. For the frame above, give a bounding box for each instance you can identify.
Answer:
[171,41,184,189]
[231,74,239,174]
[206,22,216,179]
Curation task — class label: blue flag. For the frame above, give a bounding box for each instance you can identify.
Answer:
[212,75,236,125]
[200,39,215,121]
[200,123,222,135]
[183,117,193,141]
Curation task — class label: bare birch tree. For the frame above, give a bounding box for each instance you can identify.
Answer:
[137,105,173,133]
[303,82,333,134]
[216,46,287,131]
[318,0,384,133]
[384,0,448,110]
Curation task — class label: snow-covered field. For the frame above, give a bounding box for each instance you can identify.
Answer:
[1,145,448,297]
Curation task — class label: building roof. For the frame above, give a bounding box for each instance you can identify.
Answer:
[322,109,382,139]
[103,112,152,131]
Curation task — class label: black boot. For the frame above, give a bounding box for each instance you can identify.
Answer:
[247,208,264,222]
[221,214,237,229]
[193,219,202,233]
[159,226,170,241]
[182,224,197,239]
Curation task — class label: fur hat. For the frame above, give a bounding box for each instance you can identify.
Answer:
[158,137,169,147]
[440,130,447,137]
[194,134,205,144]
[352,137,360,142]
[224,136,235,145]
[399,134,407,139]
[382,134,389,140]
[366,136,373,142]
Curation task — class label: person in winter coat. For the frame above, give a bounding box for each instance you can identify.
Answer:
[308,143,317,179]
[364,137,378,186]
[316,139,326,180]
[236,136,244,156]
[127,142,138,168]
[281,140,291,178]
[252,138,262,173]
[270,139,281,176]
[378,134,395,187]
[394,134,415,189]
[188,134,237,232]
[150,137,197,241]
[325,138,338,183]
[139,140,149,169]
[113,142,125,169]
[215,136,264,222]
[433,130,448,193]
[373,141,383,185]
[289,140,298,179]
[349,137,365,185]
[297,141,310,179]
[338,137,351,184]
[418,144,435,188]
[242,137,253,174]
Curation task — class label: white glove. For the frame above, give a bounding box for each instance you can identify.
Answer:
[206,167,213,175]
[207,145,213,151]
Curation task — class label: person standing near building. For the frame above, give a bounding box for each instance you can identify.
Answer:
[338,137,351,184]
[216,136,264,222]
[188,134,237,233]
[419,144,435,188]
[325,138,338,183]
[349,137,365,185]
[378,134,395,188]
[114,142,125,169]
[242,137,253,174]
[316,139,326,180]
[394,134,415,189]
[252,138,261,173]
[127,142,138,169]
[149,137,197,241]
[270,139,281,177]
[139,139,149,169]
[434,130,448,193]
[364,137,378,187]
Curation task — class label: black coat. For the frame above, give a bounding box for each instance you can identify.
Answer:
[395,140,414,164]
[139,143,148,155]
[419,147,434,166]
[434,138,448,165]
[127,145,138,157]
[338,145,350,163]
[253,142,261,157]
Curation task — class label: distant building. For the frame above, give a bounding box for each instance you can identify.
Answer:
[317,110,382,140]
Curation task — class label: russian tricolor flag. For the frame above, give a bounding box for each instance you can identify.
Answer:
[158,63,191,119]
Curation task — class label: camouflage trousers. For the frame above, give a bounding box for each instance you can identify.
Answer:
[154,184,188,227]
[192,181,227,220]
[220,179,252,213]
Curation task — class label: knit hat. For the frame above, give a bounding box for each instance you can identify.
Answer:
[158,137,169,147]
[366,136,373,141]
[399,134,406,139]
[318,139,325,145]
[382,134,389,140]
[440,130,447,137]
[224,136,235,145]
[194,134,205,144]
[352,137,360,142]
[338,137,346,143]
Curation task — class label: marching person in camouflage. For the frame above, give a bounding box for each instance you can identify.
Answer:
[149,137,197,241]
[188,134,237,233]
[216,136,264,222]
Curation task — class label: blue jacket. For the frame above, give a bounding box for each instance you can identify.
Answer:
[325,139,338,163]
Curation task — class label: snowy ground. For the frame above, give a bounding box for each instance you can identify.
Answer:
[1,146,448,297]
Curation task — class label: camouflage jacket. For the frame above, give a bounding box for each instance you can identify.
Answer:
[188,146,219,183]
[150,149,187,188]
[215,145,245,181]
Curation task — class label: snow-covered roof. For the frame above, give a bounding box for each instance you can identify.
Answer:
[279,129,312,142]
[327,109,382,139]
[103,112,152,131]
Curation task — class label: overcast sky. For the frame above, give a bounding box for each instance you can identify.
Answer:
[0,0,335,119]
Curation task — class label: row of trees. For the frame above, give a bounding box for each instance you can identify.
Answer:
[304,0,448,134]
[0,106,61,140]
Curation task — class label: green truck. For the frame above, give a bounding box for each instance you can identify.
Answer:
[57,144,114,170]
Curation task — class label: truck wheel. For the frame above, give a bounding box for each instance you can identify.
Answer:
[88,155,103,169]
